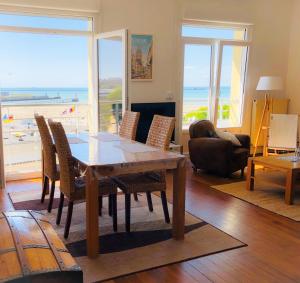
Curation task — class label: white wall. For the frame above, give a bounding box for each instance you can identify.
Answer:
[0,0,100,12]
[100,0,292,139]
[287,0,300,116]
[100,0,179,105]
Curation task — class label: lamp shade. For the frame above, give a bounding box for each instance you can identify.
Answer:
[256,76,283,91]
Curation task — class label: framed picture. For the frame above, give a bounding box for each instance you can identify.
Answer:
[131,34,153,81]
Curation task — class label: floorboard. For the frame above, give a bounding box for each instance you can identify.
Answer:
[1,162,300,282]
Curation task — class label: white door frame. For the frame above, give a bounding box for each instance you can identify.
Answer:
[213,40,251,128]
[95,29,128,132]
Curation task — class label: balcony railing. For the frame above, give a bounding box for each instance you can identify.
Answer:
[2,102,90,177]
[182,98,232,129]
[2,101,124,177]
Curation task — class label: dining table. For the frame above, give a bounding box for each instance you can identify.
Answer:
[68,132,187,258]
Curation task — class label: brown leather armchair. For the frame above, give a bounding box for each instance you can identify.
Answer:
[188,120,250,177]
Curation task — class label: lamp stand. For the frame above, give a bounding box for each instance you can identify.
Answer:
[253,93,271,157]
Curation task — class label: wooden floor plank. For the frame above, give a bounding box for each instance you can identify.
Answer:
[1,162,300,282]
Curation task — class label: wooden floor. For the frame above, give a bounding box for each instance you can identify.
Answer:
[2,163,300,283]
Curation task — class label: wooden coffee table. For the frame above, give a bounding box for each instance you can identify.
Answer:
[246,154,300,205]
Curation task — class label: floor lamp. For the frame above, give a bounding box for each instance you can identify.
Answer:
[253,76,283,157]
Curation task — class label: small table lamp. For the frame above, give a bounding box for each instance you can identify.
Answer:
[253,76,283,157]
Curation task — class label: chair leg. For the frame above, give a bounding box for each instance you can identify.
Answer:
[99,195,103,216]
[134,193,139,201]
[64,201,74,239]
[56,192,64,225]
[47,180,56,213]
[161,191,170,223]
[125,193,131,233]
[108,195,112,216]
[112,194,118,232]
[41,176,49,203]
[146,192,153,212]
[241,167,245,178]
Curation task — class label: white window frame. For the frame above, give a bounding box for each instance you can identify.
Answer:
[180,21,252,132]
[0,8,98,182]
[214,40,250,128]
[95,29,128,133]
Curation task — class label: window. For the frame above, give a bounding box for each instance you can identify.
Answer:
[182,23,250,129]
[0,13,91,31]
[0,12,92,180]
[182,25,246,40]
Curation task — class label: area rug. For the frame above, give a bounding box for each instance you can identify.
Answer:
[9,189,246,283]
[212,170,300,221]
[8,189,65,210]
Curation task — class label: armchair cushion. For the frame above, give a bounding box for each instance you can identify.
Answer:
[215,130,242,146]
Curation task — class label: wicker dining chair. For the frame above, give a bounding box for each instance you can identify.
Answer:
[119,110,141,202]
[113,115,175,232]
[34,114,60,213]
[48,120,118,238]
[119,110,140,140]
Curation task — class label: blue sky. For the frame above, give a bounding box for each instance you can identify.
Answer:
[182,25,243,87]
[0,13,122,88]
[0,14,240,88]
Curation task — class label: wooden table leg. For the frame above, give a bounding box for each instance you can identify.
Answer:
[246,158,255,191]
[172,157,186,240]
[86,167,99,258]
[285,170,295,205]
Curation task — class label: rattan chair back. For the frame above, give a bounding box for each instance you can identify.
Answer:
[119,111,140,140]
[48,120,75,197]
[146,115,175,150]
[34,114,58,180]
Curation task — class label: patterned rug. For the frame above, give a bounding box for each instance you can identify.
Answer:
[212,170,300,221]
[9,189,246,282]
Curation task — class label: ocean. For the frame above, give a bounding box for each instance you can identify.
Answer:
[0,88,88,105]
[0,86,231,105]
[184,86,230,101]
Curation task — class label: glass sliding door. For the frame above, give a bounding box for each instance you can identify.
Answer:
[215,43,248,128]
[0,32,90,180]
[182,42,214,129]
[97,30,127,133]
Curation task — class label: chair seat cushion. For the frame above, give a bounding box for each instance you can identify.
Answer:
[71,176,118,200]
[112,173,166,194]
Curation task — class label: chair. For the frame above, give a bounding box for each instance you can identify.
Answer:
[113,115,175,232]
[34,114,59,213]
[119,110,140,201]
[48,120,118,238]
[188,120,250,177]
[119,110,140,140]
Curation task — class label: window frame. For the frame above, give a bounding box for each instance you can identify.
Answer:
[0,8,98,182]
[180,21,252,132]
[95,29,128,133]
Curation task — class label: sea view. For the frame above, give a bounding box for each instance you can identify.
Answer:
[0,86,232,172]
[0,87,89,105]
[0,86,231,105]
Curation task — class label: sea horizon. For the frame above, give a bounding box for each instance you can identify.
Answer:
[0,86,231,105]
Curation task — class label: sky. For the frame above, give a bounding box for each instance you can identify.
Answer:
[0,13,242,89]
[0,13,122,88]
[182,25,244,87]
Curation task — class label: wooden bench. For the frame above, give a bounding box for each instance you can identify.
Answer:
[0,210,83,283]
